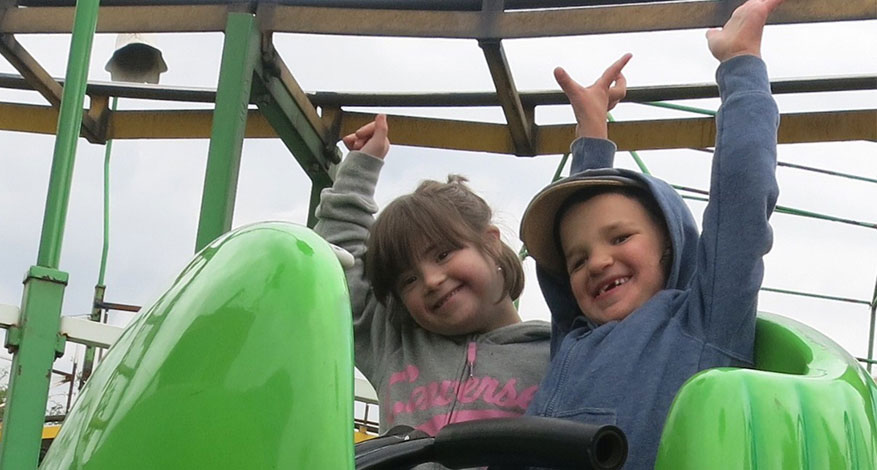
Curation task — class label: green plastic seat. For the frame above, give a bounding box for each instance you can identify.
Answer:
[656,312,877,469]
[40,222,355,470]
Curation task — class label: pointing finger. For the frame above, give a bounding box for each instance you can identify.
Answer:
[594,53,632,88]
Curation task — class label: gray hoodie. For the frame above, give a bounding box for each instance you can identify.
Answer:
[526,55,779,469]
[315,152,550,437]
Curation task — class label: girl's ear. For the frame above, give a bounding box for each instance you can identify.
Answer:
[483,225,504,256]
[484,225,502,245]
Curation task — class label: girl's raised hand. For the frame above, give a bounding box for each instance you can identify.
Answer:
[555,53,632,140]
[706,0,785,62]
[342,114,390,160]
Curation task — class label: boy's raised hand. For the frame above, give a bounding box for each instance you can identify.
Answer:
[707,0,785,62]
[342,113,390,160]
[555,53,632,140]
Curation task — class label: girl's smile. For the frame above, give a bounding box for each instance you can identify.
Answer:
[397,234,519,336]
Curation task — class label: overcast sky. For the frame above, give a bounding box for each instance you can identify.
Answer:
[1,16,875,406]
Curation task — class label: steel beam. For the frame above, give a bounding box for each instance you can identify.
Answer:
[0,33,104,142]
[307,75,877,107]
[194,12,261,252]
[3,103,874,153]
[330,109,877,154]
[260,0,876,39]
[0,5,229,33]
[1,0,872,36]
[252,43,339,227]
[479,38,534,155]
[254,41,339,176]
[1,71,872,107]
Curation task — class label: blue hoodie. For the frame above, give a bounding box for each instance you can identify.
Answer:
[525,55,779,469]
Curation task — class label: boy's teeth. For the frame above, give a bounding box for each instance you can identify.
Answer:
[601,277,629,294]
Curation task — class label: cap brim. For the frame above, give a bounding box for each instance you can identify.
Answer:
[520,174,644,276]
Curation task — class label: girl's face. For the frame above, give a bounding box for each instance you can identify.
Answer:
[559,193,668,325]
[396,231,518,336]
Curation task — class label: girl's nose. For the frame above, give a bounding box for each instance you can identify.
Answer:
[422,264,446,289]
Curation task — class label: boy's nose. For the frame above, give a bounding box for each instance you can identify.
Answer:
[587,251,613,275]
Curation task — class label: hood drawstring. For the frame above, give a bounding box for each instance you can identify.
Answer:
[467,341,477,378]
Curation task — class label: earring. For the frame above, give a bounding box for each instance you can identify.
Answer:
[497,266,503,272]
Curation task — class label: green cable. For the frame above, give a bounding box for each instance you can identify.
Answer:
[759,286,871,306]
[552,152,570,182]
[643,101,717,117]
[678,192,876,230]
[97,96,118,286]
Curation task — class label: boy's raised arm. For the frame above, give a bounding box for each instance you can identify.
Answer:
[693,0,782,348]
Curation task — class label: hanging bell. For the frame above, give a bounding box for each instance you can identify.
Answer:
[104,33,168,84]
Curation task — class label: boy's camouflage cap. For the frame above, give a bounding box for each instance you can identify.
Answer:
[520,172,646,276]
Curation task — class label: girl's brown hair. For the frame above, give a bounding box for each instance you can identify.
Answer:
[366,175,524,305]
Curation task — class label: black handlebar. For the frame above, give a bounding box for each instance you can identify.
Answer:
[355,416,627,470]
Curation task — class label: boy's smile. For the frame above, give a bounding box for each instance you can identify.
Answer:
[559,192,668,325]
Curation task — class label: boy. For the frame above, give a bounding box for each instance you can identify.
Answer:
[519,0,783,467]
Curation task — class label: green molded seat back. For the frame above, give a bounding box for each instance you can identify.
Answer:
[40,222,354,470]
[656,312,877,469]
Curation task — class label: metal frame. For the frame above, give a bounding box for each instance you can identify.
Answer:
[0,0,874,468]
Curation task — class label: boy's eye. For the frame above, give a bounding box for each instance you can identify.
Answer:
[567,256,587,274]
[436,249,452,262]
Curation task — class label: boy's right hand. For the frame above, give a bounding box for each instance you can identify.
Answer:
[555,53,632,140]
[342,113,390,160]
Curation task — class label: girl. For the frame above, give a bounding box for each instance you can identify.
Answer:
[315,114,550,436]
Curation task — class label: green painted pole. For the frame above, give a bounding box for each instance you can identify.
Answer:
[194,12,261,252]
[97,96,117,286]
[35,0,101,269]
[0,1,99,468]
[80,96,117,387]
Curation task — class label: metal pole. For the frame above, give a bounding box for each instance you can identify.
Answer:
[81,96,117,388]
[97,96,117,286]
[194,12,261,252]
[868,276,876,373]
[308,179,330,229]
[0,0,99,468]
[35,0,101,269]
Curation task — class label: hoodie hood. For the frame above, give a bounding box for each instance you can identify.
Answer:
[530,166,700,352]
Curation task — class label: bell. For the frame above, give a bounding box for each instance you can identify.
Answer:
[104,34,168,84]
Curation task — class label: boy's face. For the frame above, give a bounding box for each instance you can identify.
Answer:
[558,192,668,325]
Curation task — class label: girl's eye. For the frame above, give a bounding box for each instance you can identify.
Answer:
[612,234,631,245]
[436,250,452,262]
[398,275,417,290]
